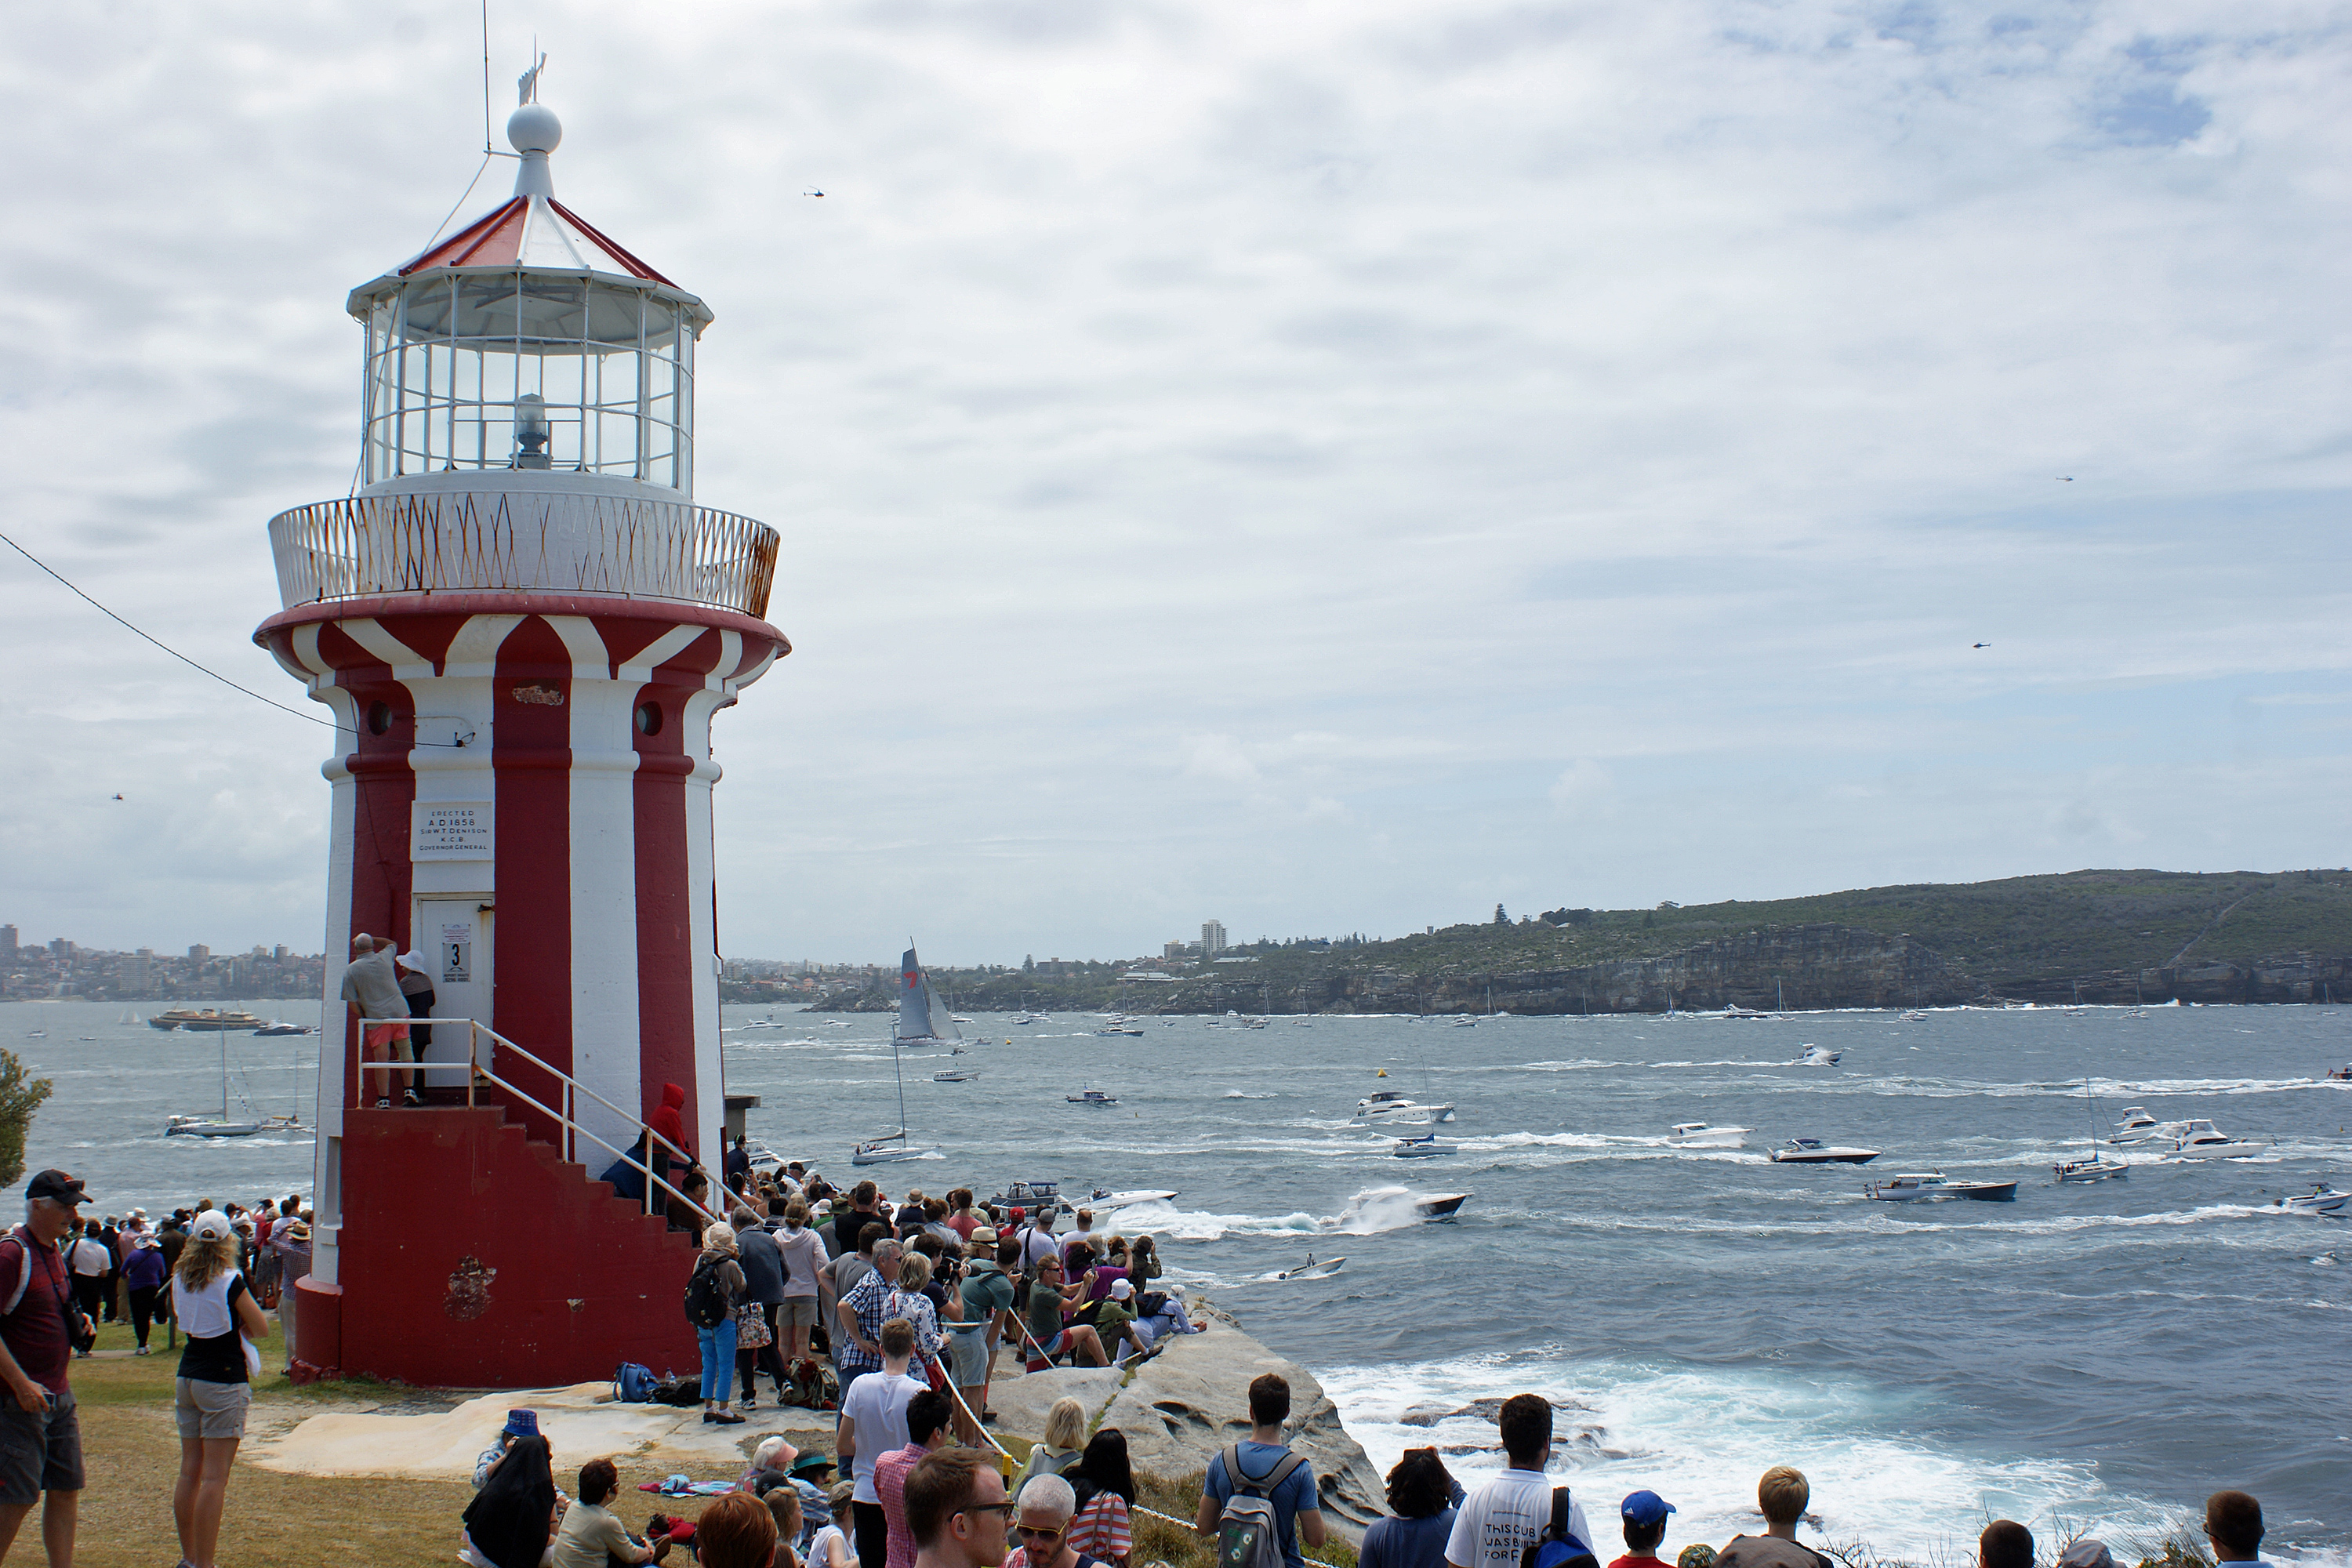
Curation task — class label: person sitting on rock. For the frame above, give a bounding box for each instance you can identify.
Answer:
[1020,1257,1108,1369]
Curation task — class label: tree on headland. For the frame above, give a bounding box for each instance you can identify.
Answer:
[0,1049,56,1189]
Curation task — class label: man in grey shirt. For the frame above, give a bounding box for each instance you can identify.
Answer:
[339,935,415,1109]
[731,1207,792,1408]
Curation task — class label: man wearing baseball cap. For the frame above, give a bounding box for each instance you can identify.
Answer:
[0,1171,95,1563]
[1608,1491,1676,1568]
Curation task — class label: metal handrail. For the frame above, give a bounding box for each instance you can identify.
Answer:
[353,1016,715,1227]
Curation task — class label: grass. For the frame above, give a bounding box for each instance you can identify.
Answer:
[60,1318,744,1567]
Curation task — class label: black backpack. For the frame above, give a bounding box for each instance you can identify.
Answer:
[683,1254,729,1328]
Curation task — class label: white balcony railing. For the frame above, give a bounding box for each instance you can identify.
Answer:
[268,488,778,619]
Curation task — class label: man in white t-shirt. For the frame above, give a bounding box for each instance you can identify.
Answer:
[1018,1209,1061,1273]
[838,1317,929,1568]
[1444,1394,1592,1568]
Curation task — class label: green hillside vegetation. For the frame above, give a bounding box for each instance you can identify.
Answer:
[813,868,2352,1014]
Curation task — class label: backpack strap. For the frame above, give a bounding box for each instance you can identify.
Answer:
[2,1234,30,1317]
[1228,1445,1305,1497]
[1549,1489,1572,1537]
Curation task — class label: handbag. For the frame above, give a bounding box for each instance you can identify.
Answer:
[735,1301,772,1349]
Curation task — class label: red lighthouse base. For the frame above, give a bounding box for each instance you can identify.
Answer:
[309,1108,702,1388]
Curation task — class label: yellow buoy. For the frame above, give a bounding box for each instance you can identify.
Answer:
[1376,1068,1388,1077]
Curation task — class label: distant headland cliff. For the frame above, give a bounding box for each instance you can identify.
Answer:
[778,868,2352,1015]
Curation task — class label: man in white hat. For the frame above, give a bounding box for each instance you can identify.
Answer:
[394,947,435,1103]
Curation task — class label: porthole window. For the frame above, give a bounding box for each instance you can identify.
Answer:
[634,700,663,736]
[367,701,393,737]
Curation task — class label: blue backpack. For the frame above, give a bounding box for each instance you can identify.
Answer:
[614,1362,658,1403]
[1519,1489,1599,1568]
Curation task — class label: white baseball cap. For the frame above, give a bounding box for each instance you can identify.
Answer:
[191,1211,234,1241]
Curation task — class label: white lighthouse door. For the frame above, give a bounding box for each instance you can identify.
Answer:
[415,898,492,1089]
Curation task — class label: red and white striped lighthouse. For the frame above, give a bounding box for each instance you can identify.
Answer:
[253,94,786,1384]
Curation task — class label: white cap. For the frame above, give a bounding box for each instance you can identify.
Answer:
[192,1211,234,1241]
[1109,1277,1133,1300]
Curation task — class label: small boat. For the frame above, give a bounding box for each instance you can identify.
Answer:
[1414,1192,1470,1219]
[1266,1254,1346,1281]
[1392,1134,1459,1158]
[855,988,941,1165]
[1665,1122,1749,1149]
[851,1133,933,1166]
[1013,1014,1041,1025]
[1352,1089,1457,1125]
[1451,1015,1477,1028]
[989,1179,1061,1210]
[1089,1188,1179,1208]
[1864,1171,2019,1202]
[2114,1107,2161,1131]
[2323,1065,2352,1083]
[931,1068,981,1083]
[1898,1010,1928,1022]
[1792,1044,1843,1066]
[1095,1025,1143,1036]
[949,1015,972,1024]
[252,1022,315,1037]
[739,1017,777,1030]
[2270,1182,2347,1216]
[1067,1088,1120,1106]
[2055,1153,2131,1183]
[1770,1138,1881,1165]
[2163,1120,2265,1160]
[165,1115,262,1139]
[23,1031,47,1040]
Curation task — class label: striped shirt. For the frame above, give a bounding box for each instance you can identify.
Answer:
[838,1269,895,1374]
[1065,1494,1133,1564]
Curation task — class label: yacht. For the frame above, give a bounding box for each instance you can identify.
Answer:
[2270,1182,2347,1216]
[1067,1088,1120,1106]
[2164,1121,2265,1160]
[1392,1133,1459,1158]
[987,1179,1061,1210]
[1094,1022,1143,1036]
[1089,1187,1179,1208]
[1864,1171,2018,1202]
[1414,1192,1471,1219]
[1665,1122,1748,1149]
[2054,1152,2131,1183]
[1898,1009,1928,1022]
[931,1066,981,1083]
[1769,1138,1881,1165]
[165,1114,262,1139]
[2114,1106,2161,1131]
[252,1021,315,1037]
[1792,1044,1843,1066]
[1351,1089,1457,1126]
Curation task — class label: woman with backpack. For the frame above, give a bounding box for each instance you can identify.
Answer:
[1015,1398,1089,1494]
[691,1223,750,1425]
[170,1210,270,1568]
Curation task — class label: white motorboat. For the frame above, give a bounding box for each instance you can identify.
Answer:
[1414,1192,1470,1218]
[1089,1188,1179,1209]
[1067,1088,1119,1106]
[2164,1120,2265,1160]
[1351,1089,1457,1125]
[166,1114,262,1139]
[988,1179,1061,1210]
[2114,1106,2160,1131]
[2055,1153,2130,1182]
[1864,1171,2018,1202]
[931,1067,981,1083]
[1392,1134,1459,1158]
[1095,1024,1143,1036]
[1451,1015,1477,1028]
[1898,1010,1928,1022]
[252,1022,314,1037]
[1792,1044,1843,1066]
[1770,1138,1881,1165]
[1264,1254,1346,1282]
[1665,1122,1748,1149]
[2270,1182,2347,1216]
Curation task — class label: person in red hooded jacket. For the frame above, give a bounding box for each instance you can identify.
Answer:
[649,1083,692,1187]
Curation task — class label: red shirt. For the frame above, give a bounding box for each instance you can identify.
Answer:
[874,1442,930,1568]
[1609,1555,1668,1568]
[0,1226,75,1396]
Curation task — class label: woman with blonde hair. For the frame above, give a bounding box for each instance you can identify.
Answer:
[695,1223,750,1426]
[1016,1396,1089,1491]
[885,1252,946,1367]
[170,1210,270,1568]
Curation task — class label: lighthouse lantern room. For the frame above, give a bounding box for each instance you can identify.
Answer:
[253,94,787,1387]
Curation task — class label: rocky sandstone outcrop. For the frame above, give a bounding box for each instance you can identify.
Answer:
[986,1300,1384,1541]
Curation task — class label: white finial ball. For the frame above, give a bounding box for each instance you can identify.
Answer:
[507,103,563,156]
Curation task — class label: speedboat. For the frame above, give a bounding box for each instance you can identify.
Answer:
[2054,1153,2130,1183]
[989,1179,1061,1210]
[1265,1254,1345,1281]
[1792,1044,1842,1066]
[1352,1090,1457,1125]
[2164,1120,2265,1160]
[1864,1171,2018,1202]
[1451,1016,1477,1028]
[1095,1024,1142,1036]
[252,1021,315,1036]
[1392,1134,1459,1158]
[1898,1010,1928,1022]
[2323,1065,2352,1082]
[1665,1122,1749,1149]
[931,1068,980,1082]
[1013,1014,1040,1025]
[165,1115,261,1139]
[2270,1182,2347,1216]
[1770,1138,1880,1165]
[1414,1192,1470,1219]
[1067,1088,1120,1106]
[1089,1188,1179,1209]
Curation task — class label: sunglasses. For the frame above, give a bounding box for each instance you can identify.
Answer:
[1014,1524,1065,1540]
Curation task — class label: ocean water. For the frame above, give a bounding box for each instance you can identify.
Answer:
[13,999,2350,1555]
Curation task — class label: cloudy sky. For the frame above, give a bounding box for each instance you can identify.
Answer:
[2,1,2346,967]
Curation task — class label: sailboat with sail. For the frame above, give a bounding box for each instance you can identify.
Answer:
[854,946,945,1167]
[2055,1077,2129,1182]
[166,1033,262,1138]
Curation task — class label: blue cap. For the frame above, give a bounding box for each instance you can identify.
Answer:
[503,1409,539,1438]
[1622,1491,1676,1529]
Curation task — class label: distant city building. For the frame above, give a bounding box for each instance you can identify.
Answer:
[1202,920,1226,956]
[274,944,290,961]
[129,949,154,992]
[0,925,15,956]
[49,938,73,960]
[187,944,210,962]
